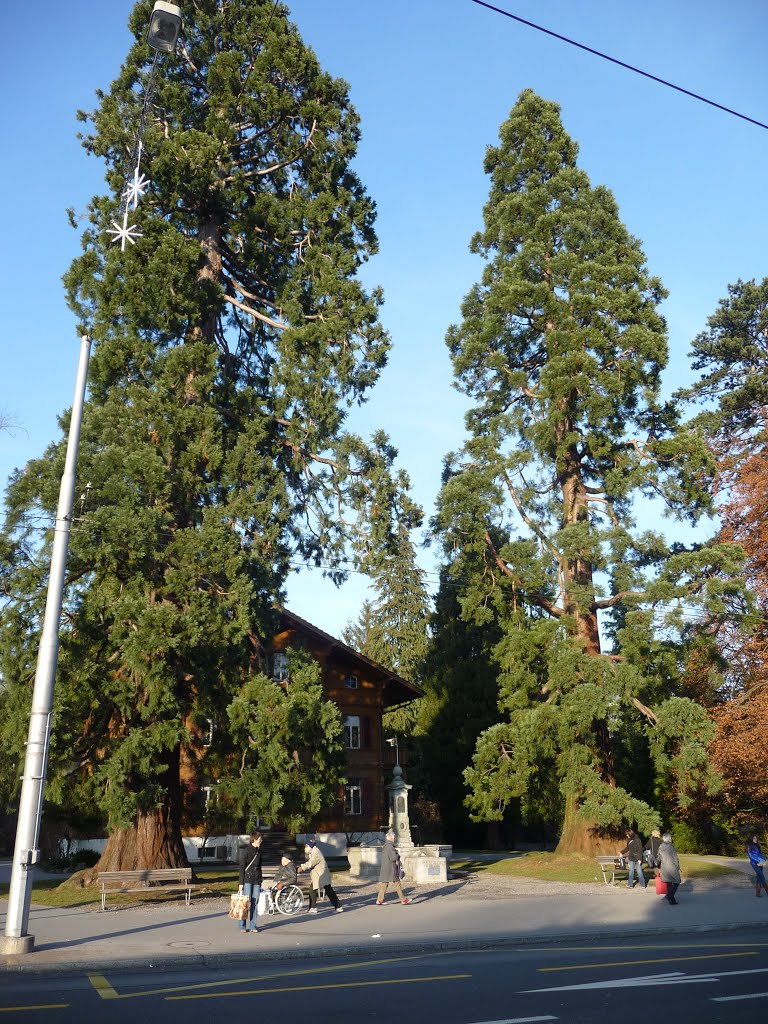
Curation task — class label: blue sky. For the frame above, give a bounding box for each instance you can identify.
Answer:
[1,1,767,639]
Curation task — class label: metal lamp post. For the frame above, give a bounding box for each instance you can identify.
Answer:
[386,735,400,767]
[0,2,183,956]
[1,336,91,955]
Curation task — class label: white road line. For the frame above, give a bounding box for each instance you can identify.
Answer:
[712,992,768,1003]
[468,1018,558,1024]
[522,966,768,994]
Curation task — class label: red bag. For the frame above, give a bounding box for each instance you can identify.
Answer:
[655,875,668,895]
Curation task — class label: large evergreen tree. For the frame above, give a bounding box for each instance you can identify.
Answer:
[433,90,740,853]
[343,523,429,681]
[681,278,768,694]
[0,0,416,869]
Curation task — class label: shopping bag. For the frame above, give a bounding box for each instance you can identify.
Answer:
[229,892,250,920]
[655,875,668,895]
[256,890,268,916]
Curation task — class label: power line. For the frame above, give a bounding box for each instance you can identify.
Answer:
[471,1,768,132]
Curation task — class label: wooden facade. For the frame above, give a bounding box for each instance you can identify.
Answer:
[273,610,422,834]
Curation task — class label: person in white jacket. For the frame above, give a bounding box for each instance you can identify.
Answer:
[298,837,344,914]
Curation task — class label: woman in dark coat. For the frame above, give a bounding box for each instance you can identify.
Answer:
[747,835,768,898]
[375,830,412,906]
[237,832,263,933]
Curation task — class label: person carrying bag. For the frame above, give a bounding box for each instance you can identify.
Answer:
[236,831,263,934]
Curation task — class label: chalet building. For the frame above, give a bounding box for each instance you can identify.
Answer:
[272,610,422,834]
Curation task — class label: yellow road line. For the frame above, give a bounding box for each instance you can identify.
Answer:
[167,973,472,1001]
[88,974,120,999]
[540,951,758,972]
[87,951,437,1000]
[0,1005,69,1013]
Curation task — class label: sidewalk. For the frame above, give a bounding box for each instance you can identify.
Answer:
[2,866,767,975]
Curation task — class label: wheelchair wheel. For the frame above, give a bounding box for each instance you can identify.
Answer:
[275,884,305,916]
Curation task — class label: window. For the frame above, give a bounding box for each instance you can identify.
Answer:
[272,652,289,682]
[201,718,214,748]
[344,778,362,815]
[343,715,361,749]
[344,674,358,689]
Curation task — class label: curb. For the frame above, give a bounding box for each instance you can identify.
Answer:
[3,919,768,977]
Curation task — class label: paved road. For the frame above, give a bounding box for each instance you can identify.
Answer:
[3,934,768,1022]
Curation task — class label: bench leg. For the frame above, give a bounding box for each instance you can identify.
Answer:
[185,888,191,907]
[101,893,106,911]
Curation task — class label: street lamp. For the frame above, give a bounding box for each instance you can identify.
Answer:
[0,4,182,958]
[0,337,91,955]
[386,735,400,767]
[147,2,182,53]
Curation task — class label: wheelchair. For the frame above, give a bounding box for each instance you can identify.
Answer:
[261,883,305,916]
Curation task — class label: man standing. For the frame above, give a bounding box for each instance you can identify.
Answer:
[237,831,263,933]
[618,829,647,889]
[657,832,682,905]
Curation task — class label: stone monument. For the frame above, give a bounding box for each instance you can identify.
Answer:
[347,766,451,884]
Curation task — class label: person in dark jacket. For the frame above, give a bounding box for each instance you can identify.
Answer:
[643,829,662,870]
[272,853,298,890]
[375,830,412,905]
[618,829,647,889]
[747,835,768,898]
[237,832,263,933]
[657,832,682,905]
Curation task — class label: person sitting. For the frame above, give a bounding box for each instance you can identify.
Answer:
[271,853,298,891]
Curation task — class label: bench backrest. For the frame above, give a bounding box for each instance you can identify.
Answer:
[98,868,192,885]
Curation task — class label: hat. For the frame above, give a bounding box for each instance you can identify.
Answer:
[281,852,293,862]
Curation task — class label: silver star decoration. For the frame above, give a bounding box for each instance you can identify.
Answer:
[123,168,151,210]
[107,216,143,251]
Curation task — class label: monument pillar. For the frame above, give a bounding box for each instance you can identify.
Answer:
[386,765,413,849]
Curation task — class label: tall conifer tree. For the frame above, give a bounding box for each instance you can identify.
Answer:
[434,90,739,852]
[0,0,416,868]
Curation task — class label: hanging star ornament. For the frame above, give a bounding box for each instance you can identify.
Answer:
[123,167,151,210]
[107,212,143,251]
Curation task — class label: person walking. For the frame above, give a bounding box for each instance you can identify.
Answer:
[746,835,768,898]
[237,831,263,934]
[618,828,647,889]
[643,829,662,871]
[298,837,344,913]
[657,832,682,905]
[376,830,412,905]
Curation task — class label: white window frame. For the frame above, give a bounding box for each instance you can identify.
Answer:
[344,778,362,815]
[343,714,361,749]
[273,652,289,682]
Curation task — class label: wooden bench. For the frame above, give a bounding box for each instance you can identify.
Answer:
[98,868,199,911]
[596,856,630,886]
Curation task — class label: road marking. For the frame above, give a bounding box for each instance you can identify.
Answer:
[167,973,472,1001]
[540,952,758,972]
[0,1005,69,1013]
[712,991,768,1003]
[88,975,119,999]
[468,1017,558,1023]
[86,951,446,1000]
[523,966,768,993]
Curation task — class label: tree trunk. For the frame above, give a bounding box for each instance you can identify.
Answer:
[95,745,191,872]
[555,792,620,856]
[95,803,190,871]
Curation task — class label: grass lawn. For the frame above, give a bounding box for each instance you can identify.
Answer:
[452,852,743,884]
